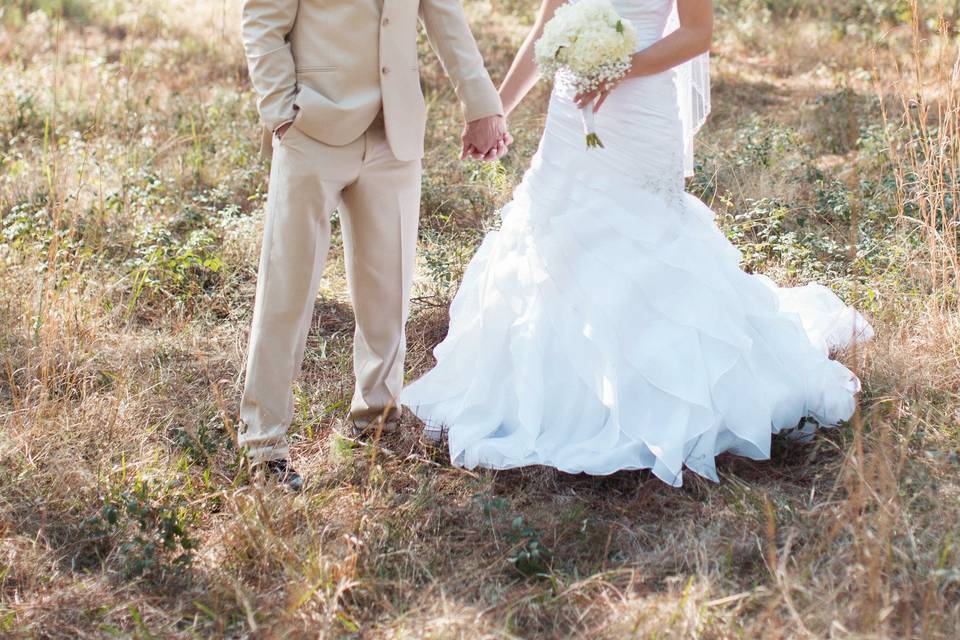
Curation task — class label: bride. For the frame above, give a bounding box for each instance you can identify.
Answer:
[400,0,874,486]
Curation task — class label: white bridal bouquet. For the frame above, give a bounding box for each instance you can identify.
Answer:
[534,0,638,148]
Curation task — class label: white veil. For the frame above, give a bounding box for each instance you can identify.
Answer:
[664,2,711,177]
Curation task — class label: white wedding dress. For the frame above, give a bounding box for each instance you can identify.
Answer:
[400,0,874,486]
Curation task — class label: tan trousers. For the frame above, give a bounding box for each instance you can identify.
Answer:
[239,117,421,463]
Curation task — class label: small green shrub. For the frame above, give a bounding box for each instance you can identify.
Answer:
[86,477,198,580]
[2,196,53,250]
[1,192,84,270]
[731,116,803,170]
[126,224,223,309]
[172,419,233,467]
[418,228,483,299]
[506,516,553,578]
[0,89,46,146]
[479,494,554,579]
[813,88,872,155]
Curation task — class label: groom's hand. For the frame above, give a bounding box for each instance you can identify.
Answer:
[461,115,511,162]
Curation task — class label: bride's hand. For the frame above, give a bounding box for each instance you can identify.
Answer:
[574,77,624,113]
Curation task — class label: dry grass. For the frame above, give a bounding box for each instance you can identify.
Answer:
[1,0,959,637]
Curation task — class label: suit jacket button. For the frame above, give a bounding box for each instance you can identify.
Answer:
[382,17,390,26]
[382,66,390,75]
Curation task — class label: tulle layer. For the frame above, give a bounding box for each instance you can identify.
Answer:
[401,149,873,487]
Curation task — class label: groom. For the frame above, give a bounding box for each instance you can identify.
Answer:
[238,0,509,490]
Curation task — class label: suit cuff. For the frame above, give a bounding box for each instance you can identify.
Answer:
[262,100,298,133]
[461,79,504,123]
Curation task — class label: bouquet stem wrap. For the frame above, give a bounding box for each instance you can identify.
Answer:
[580,99,603,148]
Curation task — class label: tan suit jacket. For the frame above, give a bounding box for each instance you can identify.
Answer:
[242,0,503,162]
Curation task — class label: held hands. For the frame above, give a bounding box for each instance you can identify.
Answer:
[461,115,513,162]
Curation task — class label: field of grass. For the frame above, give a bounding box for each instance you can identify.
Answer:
[2,0,959,637]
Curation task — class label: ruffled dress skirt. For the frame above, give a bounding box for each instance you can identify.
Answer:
[400,72,873,486]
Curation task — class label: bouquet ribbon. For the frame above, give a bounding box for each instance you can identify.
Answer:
[580,99,604,148]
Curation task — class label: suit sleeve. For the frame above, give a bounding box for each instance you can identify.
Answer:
[242,0,300,132]
[419,0,504,122]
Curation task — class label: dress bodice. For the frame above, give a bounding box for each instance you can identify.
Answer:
[610,0,675,48]
[541,0,685,199]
